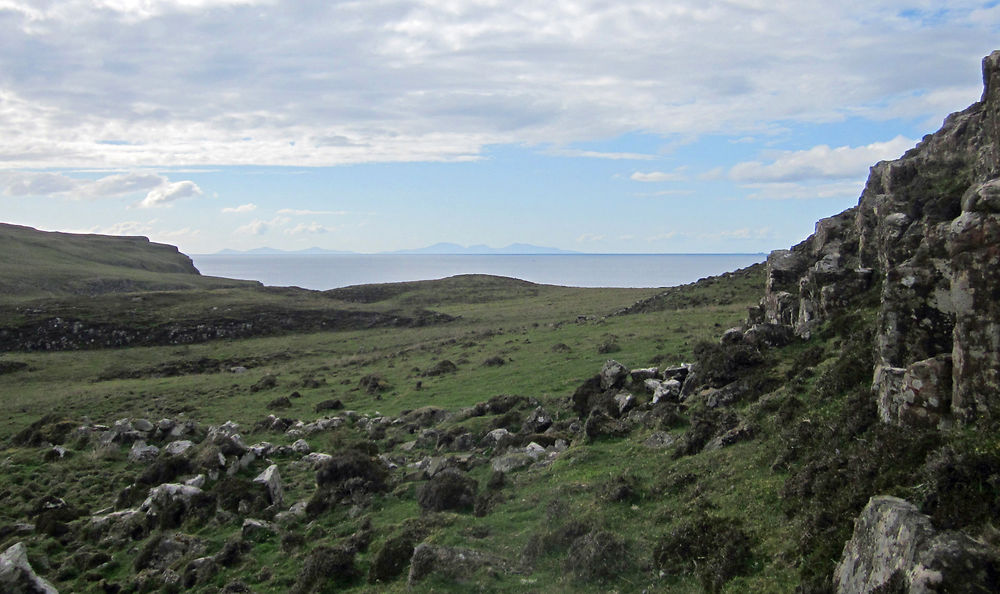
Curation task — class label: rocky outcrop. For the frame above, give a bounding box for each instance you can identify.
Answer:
[752,51,1000,428]
[834,496,999,593]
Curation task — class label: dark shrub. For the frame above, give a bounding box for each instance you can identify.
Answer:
[358,374,390,394]
[368,532,418,584]
[214,477,270,516]
[653,514,753,593]
[692,340,764,389]
[482,356,505,367]
[565,530,629,582]
[138,456,193,486]
[920,444,1000,530]
[292,545,358,593]
[673,409,737,458]
[266,395,292,410]
[422,360,458,377]
[314,399,343,413]
[416,469,477,512]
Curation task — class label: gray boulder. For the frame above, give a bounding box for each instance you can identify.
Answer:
[834,496,999,593]
[408,543,511,586]
[600,360,629,390]
[253,464,284,507]
[129,440,160,463]
[0,542,58,594]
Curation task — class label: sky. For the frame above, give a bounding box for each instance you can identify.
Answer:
[0,1,998,255]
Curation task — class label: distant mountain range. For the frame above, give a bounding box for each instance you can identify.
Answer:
[212,243,580,255]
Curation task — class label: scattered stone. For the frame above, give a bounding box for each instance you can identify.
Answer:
[300,452,333,468]
[522,406,553,433]
[651,379,682,404]
[490,452,534,473]
[241,518,276,541]
[482,356,506,367]
[291,439,311,454]
[163,440,195,456]
[613,392,636,416]
[133,419,154,432]
[642,432,677,449]
[599,360,629,390]
[481,428,512,449]
[630,367,659,381]
[128,441,160,463]
[253,464,285,507]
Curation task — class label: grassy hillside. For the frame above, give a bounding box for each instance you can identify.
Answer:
[2,259,991,593]
[0,223,257,299]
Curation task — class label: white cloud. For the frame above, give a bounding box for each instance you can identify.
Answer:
[576,233,606,243]
[548,149,656,160]
[2,172,79,196]
[744,180,865,201]
[699,227,774,241]
[222,203,257,213]
[630,170,686,183]
[136,180,202,208]
[634,189,694,197]
[728,136,917,183]
[0,2,991,169]
[285,222,328,235]
[89,220,154,236]
[235,219,269,235]
[234,215,289,235]
[277,208,347,216]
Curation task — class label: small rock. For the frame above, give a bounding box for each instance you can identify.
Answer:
[291,439,311,454]
[600,360,629,390]
[163,440,195,456]
[253,465,284,507]
[128,441,160,463]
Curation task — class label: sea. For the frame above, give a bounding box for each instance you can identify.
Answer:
[190,253,766,291]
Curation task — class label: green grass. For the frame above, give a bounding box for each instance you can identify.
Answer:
[4,260,938,594]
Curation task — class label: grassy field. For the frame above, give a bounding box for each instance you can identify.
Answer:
[4,260,977,593]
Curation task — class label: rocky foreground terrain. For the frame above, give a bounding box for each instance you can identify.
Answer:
[3,52,1000,593]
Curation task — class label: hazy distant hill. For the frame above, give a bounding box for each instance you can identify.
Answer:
[388,242,579,255]
[0,223,257,299]
[212,242,578,255]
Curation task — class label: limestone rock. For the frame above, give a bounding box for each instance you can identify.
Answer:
[253,464,284,507]
[599,360,629,390]
[834,495,999,593]
[163,440,195,456]
[407,543,511,586]
[0,542,58,594]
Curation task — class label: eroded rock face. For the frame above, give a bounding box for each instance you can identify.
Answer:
[754,51,1000,428]
[834,496,999,593]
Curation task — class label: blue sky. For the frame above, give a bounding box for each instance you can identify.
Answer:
[0,1,998,254]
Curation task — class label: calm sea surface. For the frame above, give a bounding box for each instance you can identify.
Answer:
[190,254,766,290]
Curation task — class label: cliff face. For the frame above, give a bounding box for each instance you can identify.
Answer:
[752,51,1000,428]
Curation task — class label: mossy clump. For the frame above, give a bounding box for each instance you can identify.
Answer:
[653,514,753,593]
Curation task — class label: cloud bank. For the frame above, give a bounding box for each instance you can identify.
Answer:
[0,1,994,169]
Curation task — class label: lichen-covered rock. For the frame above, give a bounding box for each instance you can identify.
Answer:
[407,543,511,586]
[834,496,999,593]
[253,464,284,507]
[0,542,58,594]
[599,360,629,390]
